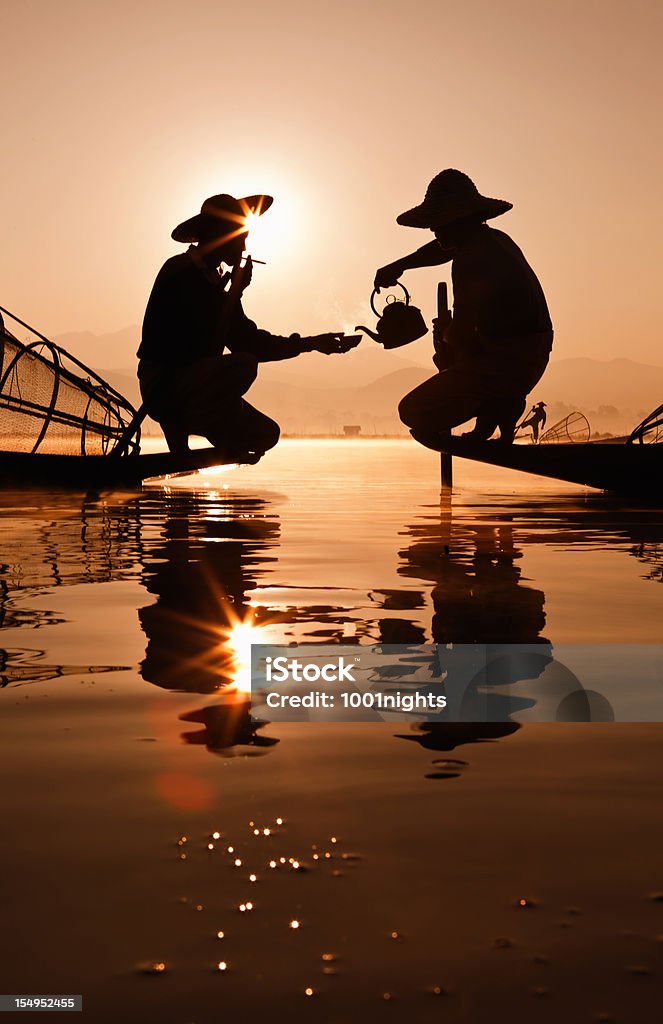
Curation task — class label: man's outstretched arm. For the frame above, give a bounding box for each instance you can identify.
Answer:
[247,330,359,361]
[222,263,360,362]
[227,310,359,362]
[374,240,451,291]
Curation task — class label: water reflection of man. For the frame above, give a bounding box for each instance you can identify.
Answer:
[402,520,548,645]
[138,493,279,693]
[137,494,287,755]
[395,506,552,758]
[179,700,279,756]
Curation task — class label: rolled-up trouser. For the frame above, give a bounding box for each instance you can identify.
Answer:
[399,332,553,434]
[138,353,280,453]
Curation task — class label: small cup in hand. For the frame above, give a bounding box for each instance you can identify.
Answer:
[309,333,362,355]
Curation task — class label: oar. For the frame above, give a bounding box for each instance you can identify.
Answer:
[110,401,147,456]
[436,282,453,489]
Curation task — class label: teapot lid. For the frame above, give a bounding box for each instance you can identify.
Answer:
[370,282,410,319]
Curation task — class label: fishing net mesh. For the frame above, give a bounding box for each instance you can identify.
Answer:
[629,404,663,444]
[1,331,133,455]
[539,412,591,445]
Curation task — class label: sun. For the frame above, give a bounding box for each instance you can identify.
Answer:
[240,188,303,264]
[177,166,308,265]
[243,208,279,262]
[243,209,264,239]
[244,210,262,234]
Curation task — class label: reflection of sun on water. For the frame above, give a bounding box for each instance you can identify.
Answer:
[223,614,257,694]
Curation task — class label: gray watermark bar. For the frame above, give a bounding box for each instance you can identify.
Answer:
[0,996,82,1012]
[249,644,663,723]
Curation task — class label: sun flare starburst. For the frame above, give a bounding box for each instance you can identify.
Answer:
[220,612,258,694]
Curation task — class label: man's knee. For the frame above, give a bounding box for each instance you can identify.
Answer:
[261,418,280,451]
[398,390,420,429]
[399,389,440,431]
[399,373,450,430]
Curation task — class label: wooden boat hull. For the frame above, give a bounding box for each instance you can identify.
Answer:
[416,434,662,499]
[0,448,260,486]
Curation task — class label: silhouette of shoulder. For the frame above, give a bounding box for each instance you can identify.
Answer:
[452,225,552,336]
[139,252,221,360]
[152,252,199,284]
[456,225,530,270]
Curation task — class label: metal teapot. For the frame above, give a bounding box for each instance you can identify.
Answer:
[356,283,428,350]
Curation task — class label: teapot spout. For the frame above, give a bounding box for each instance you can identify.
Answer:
[355,325,380,343]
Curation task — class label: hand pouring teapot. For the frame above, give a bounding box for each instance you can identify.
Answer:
[356,283,428,349]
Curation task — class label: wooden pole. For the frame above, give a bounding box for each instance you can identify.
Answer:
[437,282,453,490]
[110,402,147,457]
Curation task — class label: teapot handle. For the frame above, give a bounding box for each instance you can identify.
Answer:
[370,282,410,318]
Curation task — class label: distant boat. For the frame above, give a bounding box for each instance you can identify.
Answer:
[0,305,258,485]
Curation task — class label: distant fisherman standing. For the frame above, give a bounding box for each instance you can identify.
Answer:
[518,401,547,442]
[138,192,356,455]
[375,170,553,442]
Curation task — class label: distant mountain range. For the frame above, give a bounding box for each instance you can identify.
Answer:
[56,326,142,374]
[227,360,663,435]
[55,326,663,435]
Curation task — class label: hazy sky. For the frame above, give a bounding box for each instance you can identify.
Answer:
[2,0,662,365]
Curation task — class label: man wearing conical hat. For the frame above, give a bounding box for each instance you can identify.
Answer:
[517,400,548,442]
[138,193,357,455]
[375,170,553,443]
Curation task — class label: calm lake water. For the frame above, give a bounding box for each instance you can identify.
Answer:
[1,440,662,1022]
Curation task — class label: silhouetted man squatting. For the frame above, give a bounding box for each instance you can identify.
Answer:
[138,193,354,455]
[375,171,553,442]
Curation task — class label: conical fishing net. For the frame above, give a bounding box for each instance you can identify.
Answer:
[539,411,591,445]
[0,313,138,456]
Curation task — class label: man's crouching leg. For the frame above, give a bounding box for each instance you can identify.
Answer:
[399,370,481,440]
[398,375,448,434]
[244,405,280,453]
[161,422,190,455]
[496,395,527,443]
[467,395,527,443]
[223,352,259,396]
[205,400,280,457]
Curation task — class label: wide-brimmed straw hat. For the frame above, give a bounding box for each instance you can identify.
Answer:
[172,193,273,243]
[397,170,512,229]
